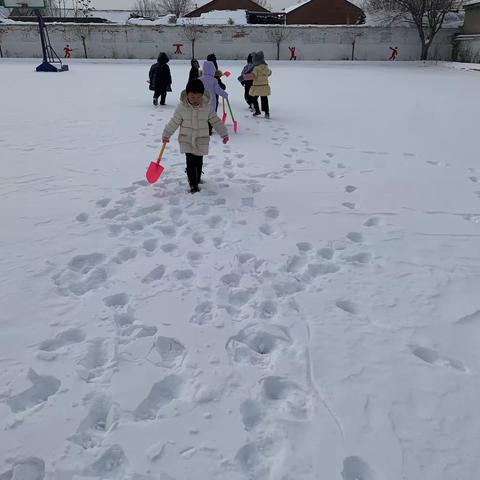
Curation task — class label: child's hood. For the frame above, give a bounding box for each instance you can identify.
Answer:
[254,64,271,76]
[179,89,211,108]
[253,51,267,66]
[202,61,217,77]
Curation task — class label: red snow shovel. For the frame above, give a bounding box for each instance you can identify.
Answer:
[226,99,238,134]
[146,142,167,184]
[223,71,231,77]
[222,97,227,124]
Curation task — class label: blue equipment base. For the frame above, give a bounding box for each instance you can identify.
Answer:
[36,62,69,72]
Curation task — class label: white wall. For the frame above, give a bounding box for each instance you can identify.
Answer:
[0,24,457,61]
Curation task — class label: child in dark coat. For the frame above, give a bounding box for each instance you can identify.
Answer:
[188,59,201,82]
[149,52,172,106]
[238,53,254,111]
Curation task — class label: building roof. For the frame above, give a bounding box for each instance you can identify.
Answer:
[283,0,363,14]
[185,0,269,17]
[464,0,480,7]
[283,0,311,14]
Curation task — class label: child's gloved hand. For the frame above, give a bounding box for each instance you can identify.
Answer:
[223,136,229,144]
[162,137,169,143]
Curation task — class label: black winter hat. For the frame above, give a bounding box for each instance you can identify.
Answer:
[158,52,169,64]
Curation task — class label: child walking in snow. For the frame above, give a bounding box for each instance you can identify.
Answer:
[162,79,229,194]
[199,60,229,135]
[189,59,201,82]
[206,53,226,111]
[238,53,255,111]
[247,51,272,119]
[149,52,172,106]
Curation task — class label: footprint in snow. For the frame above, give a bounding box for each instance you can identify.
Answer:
[347,232,363,243]
[259,223,274,236]
[69,394,118,449]
[7,369,61,413]
[96,198,111,208]
[68,253,106,274]
[154,336,186,368]
[342,202,356,210]
[408,344,467,372]
[143,238,159,253]
[134,375,183,420]
[0,458,45,480]
[82,445,128,478]
[364,217,380,227]
[345,185,357,193]
[77,338,114,382]
[344,252,372,264]
[297,242,313,253]
[142,265,166,284]
[342,456,376,480]
[112,247,137,264]
[336,300,359,314]
[226,323,291,368]
[264,206,280,220]
[103,293,129,308]
[318,247,335,260]
[38,328,86,353]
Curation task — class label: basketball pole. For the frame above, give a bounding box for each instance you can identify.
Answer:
[33,6,68,72]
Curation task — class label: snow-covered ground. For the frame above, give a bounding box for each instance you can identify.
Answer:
[1,59,480,480]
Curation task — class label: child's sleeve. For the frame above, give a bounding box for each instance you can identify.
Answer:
[214,80,228,98]
[162,106,182,139]
[208,110,228,138]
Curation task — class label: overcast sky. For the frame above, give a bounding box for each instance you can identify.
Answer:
[90,0,296,10]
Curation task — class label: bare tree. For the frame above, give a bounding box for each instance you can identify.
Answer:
[268,25,291,61]
[158,0,193,17]
[0,29,5,58]
[73,0,95,18]
[362,0,465,60]
[73,24,90,58]
[132,0,162,18]
[182,18,203,59]
[43,0,68,17]
[351,32,362,60]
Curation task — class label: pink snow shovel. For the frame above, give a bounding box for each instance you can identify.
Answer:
[222,98,227,124]
[146,142,166,184]
[226,99,238,133]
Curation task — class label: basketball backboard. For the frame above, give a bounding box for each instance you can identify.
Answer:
[3,0,45,7]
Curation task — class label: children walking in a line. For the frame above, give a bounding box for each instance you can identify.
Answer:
[199,60,229,135]
[238,53,254,111]
[162,80,229,194]
[247,51,272,119]
[149,52,172,106]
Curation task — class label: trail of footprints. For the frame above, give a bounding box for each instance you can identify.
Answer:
[5,133,470,479]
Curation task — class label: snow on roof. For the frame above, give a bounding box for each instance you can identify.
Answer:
[93,10,132,23]
[127,15,176,25]
[283,0,311,14]
[180,9,248,25]
[283,0,364,12]
[464,0,480,7]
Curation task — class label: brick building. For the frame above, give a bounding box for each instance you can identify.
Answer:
[185,0,269,17]
[285,0,364,25]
